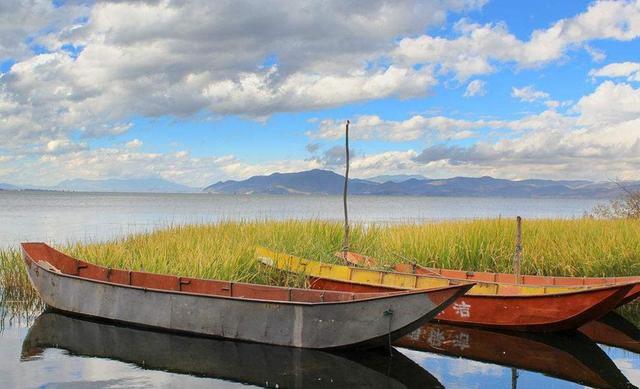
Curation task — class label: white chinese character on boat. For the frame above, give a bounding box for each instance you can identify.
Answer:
[452,332,470,350]
[453,301,471,318]
[407,329,421,342]
[427,328,445,348]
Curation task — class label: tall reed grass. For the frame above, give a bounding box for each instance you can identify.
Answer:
[1,218,639,321]
[0,248,43,328]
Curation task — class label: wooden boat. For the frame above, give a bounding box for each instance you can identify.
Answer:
[257,247,637,332]
[579,312,640,354]
[21,242,473,349]
[395,322,633,389]
[340,251,640,307]
[22,311,445,388]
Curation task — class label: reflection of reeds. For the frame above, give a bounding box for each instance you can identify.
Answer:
[0,249,44,330]
[1,219,639,325]
[617,302,640,325]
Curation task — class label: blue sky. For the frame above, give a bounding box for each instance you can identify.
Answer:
[1,0,640,187]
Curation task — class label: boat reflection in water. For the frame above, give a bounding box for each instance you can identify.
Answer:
[395,321,636,389]
[580,312,640,354]
[21,311,444,389]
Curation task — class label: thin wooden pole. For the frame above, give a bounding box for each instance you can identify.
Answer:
[342,120,350,260]
[514,216,522,284]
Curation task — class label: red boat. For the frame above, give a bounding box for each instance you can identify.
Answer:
[258,247,637,332]
[339,251,640,307]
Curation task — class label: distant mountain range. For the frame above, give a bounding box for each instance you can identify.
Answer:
[2,170,638,198]
[1,178,198,193]
[366,174,427,183]
[0,182,20,191]
[205,169,378,195]
[204,169,640,198]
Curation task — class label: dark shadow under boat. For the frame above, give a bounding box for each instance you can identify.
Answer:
[394,322,636,389]
[579,312,640,355]
[21,311,444,389]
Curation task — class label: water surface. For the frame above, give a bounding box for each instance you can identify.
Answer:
[0,191,603,247]
[1,308,638,388]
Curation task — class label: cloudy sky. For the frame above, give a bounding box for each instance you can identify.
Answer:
[1,0,640,187]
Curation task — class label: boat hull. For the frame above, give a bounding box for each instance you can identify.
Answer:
[342,251,640,307]
[309,277,632,332]
[256,247,634,332]
[22,244,471,349]
[395,263,640,308]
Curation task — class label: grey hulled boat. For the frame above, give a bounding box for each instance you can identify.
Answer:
[22,242,472,349]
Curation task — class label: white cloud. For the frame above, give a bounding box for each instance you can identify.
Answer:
[310,108,575,142]
[584,44,606,62]
[202,65,436,117]
[576,81,640,126]
[511,85,550,102]
[351,150,419,177]
[2,0,640,183]
[311,114,492,142]
[299,80,640,181]
[125,139,143,149]
[44,138,87,155]
[590,61,640,81]
[0,0,89,60]
[409,80,640,180]
[1,145,320,187]
[394,1,640,79]
[0,0,487,152]
[463,79,486,97]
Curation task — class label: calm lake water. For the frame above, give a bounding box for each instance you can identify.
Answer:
[0,191,604,248]
[1,191,638,388]
[1,309,639,388]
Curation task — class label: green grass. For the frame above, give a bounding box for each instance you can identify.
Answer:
[0,248,43,327]
[2,218,639,322]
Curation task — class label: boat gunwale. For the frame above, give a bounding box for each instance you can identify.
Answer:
[258,249,639,299]
[341,251,640,286]
[21,242,469,308]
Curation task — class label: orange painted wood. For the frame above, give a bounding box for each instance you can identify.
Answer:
[341,251,640,307]
[307,277,635,331]
[20,242,403,304]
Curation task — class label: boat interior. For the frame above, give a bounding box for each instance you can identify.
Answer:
[21,242,398,304]
[342,251,639,286]
[258,247,625,297]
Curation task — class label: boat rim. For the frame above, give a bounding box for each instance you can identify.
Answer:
[256,250,638,299]
[22,242,473,307]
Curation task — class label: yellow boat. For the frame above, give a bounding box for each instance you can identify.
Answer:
[256,247,577,295]
[255,247,636,332]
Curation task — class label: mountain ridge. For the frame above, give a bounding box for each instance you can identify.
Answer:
[2,170,638,197]
[204,169,640,198]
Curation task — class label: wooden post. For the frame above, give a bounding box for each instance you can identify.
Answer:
[342,120,350,261]
[513,216,522,284]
